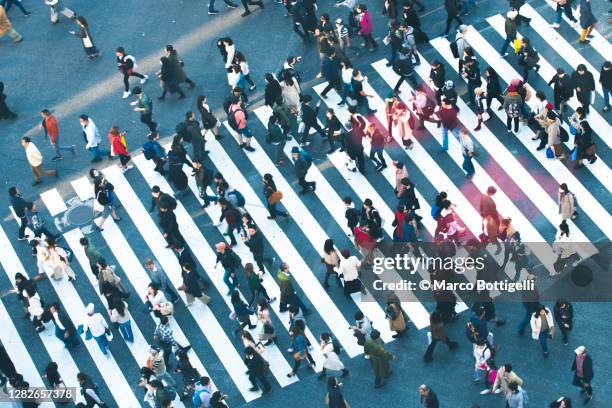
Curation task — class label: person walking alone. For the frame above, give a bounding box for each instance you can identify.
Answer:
[40,109,75,161]
[131,87,159,136]
[364,329,394,388]
[80,114,110,163]
[530,304,555,358]
[21,137,57,186]
[9,186,29,241]
[571,346,593,404]
[116,47,148,99]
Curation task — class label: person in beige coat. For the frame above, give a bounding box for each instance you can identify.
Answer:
[488,363,523,396]
[21,137,57,185]
[96,257,129,297]
[45,238,76,282]
[546,112,566,159]
[557,183,576,221]
[0,5,23,43]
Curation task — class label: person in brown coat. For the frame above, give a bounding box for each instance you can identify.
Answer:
[0,5,23,43]
[423,310,458,362]
[480,186,501,254]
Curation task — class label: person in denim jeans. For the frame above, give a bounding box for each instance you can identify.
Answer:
[549,0,577,29]
[215,242,240,295]
[530,304,555,358]
[109,298,134,343]
[517,274,538,335]
[499,9,518,57]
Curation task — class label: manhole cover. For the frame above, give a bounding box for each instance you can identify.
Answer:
[66,202,94,227]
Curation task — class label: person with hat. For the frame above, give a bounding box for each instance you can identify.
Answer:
[503,84,523,133]
[291,146,316,194]
[78,303,111,355]
[571,346,593,404]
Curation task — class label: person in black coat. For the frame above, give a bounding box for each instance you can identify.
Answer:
[402,2,423,31]
[418,384,440,408]
[215,242,240,294]
[484,67,504,114]
[243,224,268,274]
[182,111,207,163]
[167,140,190,195]
[175,244,197,273]
[462,56,482,105]
[344,120,366,175]
[442,0,462,36]
[549,396,572,408]
[0,343,18,384]
[429,60,446,103]
[571,346,593,404]
[393,47,418,93]
[361,199,383,241]
[397,178,419,211]
[181,262,211,305]
[149,185,177,213]
[553,298,573,346]
[193,161,217,208]
[158,57,186,100]
[9,186,28,240]
[231,291,255,334]
[320,51,342,98]
[244,346,271,393]
[0,82,17,120]
[300,94,327,146]
[325,108,344,153]
[158,206,185,249]
[600,61,611,112]
[548,68,574,116]
[571,64,596,114]
[264,73,283,107]
[49,303,80,348]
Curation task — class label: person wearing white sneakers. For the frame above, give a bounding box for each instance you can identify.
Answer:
[549,0,578,29]
[485,363,523,397]
[116,46,148,99]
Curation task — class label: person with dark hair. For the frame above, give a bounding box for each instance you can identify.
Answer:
[530,304,555,357]
[21,137,58,185]
[262,173,287,219]
[0,0,30,15]
[77,372,106,407]
[571,64,595,114]
[553,298,573,346]
[40,109,75,161]
[109,297,133,342]
[517,37,540,80]
[423,309,458,362]
[231,290,255,335]
[550,396,572,408]
[24,201,59,239]
[69,16,99,58]
[165,44,195,89]
[0,81,17,119]
[157,56,186,100]
[571,346,593,404]
[322,239,341,288]
[325,376,349,407]
[131,86,158,135]
[116,47,147,99]
[418,384,439,408]
[548,68,573,116]
[197,95,222,140]
[243,346,271,393]
[601,61,611,112]
[264,73,283,107]
[364,329,394,388]
[8,187,29,240]
[176,351,200,400]
[49,303,80,348]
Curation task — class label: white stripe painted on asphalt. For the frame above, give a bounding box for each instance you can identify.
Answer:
[101,164,259,402]
[487,14,612,181]
[40,189,67,217]
[456,28,612,240]
[131,154,298,385]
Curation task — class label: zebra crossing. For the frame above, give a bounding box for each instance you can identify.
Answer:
[1,5,610,406]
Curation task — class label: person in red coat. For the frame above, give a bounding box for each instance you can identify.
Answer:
[40,109,75,161]
[108,126,133,171]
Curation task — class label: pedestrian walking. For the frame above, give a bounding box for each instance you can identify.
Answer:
[325,376,349,408]
[517,37,541,81]
[299,94,326,147]
[180,262,211,306]
[77,372,107,407]
[277,262,309,313]
[93,174,121,231]
[499,8,518,58]
[546,111,566,159]
[108,126,133,172]
[197,95,222,141]
[131,87,159,135]
[165,44,195,89]
[392,47,418,93]
[571,64,595,114]
[44,237,76,281]
[143,132,167,175]
[364,330,394,388]
[256,299,276,345]
[109,298,134,343]
[365,123,387,170]
[318,332,348,379]
[21,137,58,185]
[9,187,29,241]
[116,47,148,99]
[79,114,110,163]
[571,346,593,404]
[550,396,573,408]
[530,304,555,357]
[47,303,79,348]
[423,310,458,362]
[97,258,129,298]
[25,201,59,239]
[441,0,462,37]
[558,183,577,221]
[69,17,99,59]
[505,382,528,408]
[577,0,596,44]
[460,128,475,178]
[291,146,316,194]
[40,109,75,161]
[287,324,316,377]
[146,346,176,387]
[549,0,578,28]
[553,298,573,346]
[438,101,460,150]
[157,56,186,100]
[548,68,573,117]
[227,96,255,151]
[243,346,271,393]
[153,315,191,365]
[0,82,17,119]
[503,85,522,133]
[601,61,611,112]
[0,0,30,15]
[78,303,111,355]
[21,284,46,332]
[418,384,439,408]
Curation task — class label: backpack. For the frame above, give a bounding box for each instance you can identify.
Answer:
[559,126,569,143]
[300,149,313,168]
[507,102,520,118]
[331,337,342,355]
[160,386,177,404]
[227,189,246,208]
[228,107,246,131]
[125,55,138,70]
[143,141,156,160]
[192,384,211,408]
[176,122,192,143]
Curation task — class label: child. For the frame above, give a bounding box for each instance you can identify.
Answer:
[343,197,360,237]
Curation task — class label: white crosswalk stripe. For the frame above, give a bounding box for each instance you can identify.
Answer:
[3,5,610,404]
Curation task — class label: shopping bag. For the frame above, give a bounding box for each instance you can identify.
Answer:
[513,38,521,54]
[545,147,555,158]
[570,147,578,161]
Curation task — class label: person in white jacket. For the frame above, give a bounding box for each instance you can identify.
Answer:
[318,332,349,380]
[44,237,76,282]
[552,220,581,276]
[79,114,110,162]
[23,285,46,332]
[334,249,361,297]
[79,303,111,355]
[530,304,555,358]
[473,339,492,384]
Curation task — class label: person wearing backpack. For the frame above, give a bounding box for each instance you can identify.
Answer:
[267,114,287,166]
[191,376,213,407]
[217,198,241,246]
[503,84,522,133]
[319,332,349,380]
[143,132,167,175]
[228,96,255,151]
[116,47,148,99]
[291,146,316,194]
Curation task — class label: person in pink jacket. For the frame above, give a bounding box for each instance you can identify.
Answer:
[356,4,377,51]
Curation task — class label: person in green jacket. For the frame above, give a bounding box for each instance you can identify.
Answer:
[364,329,395,388]
[79,237,102,277]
